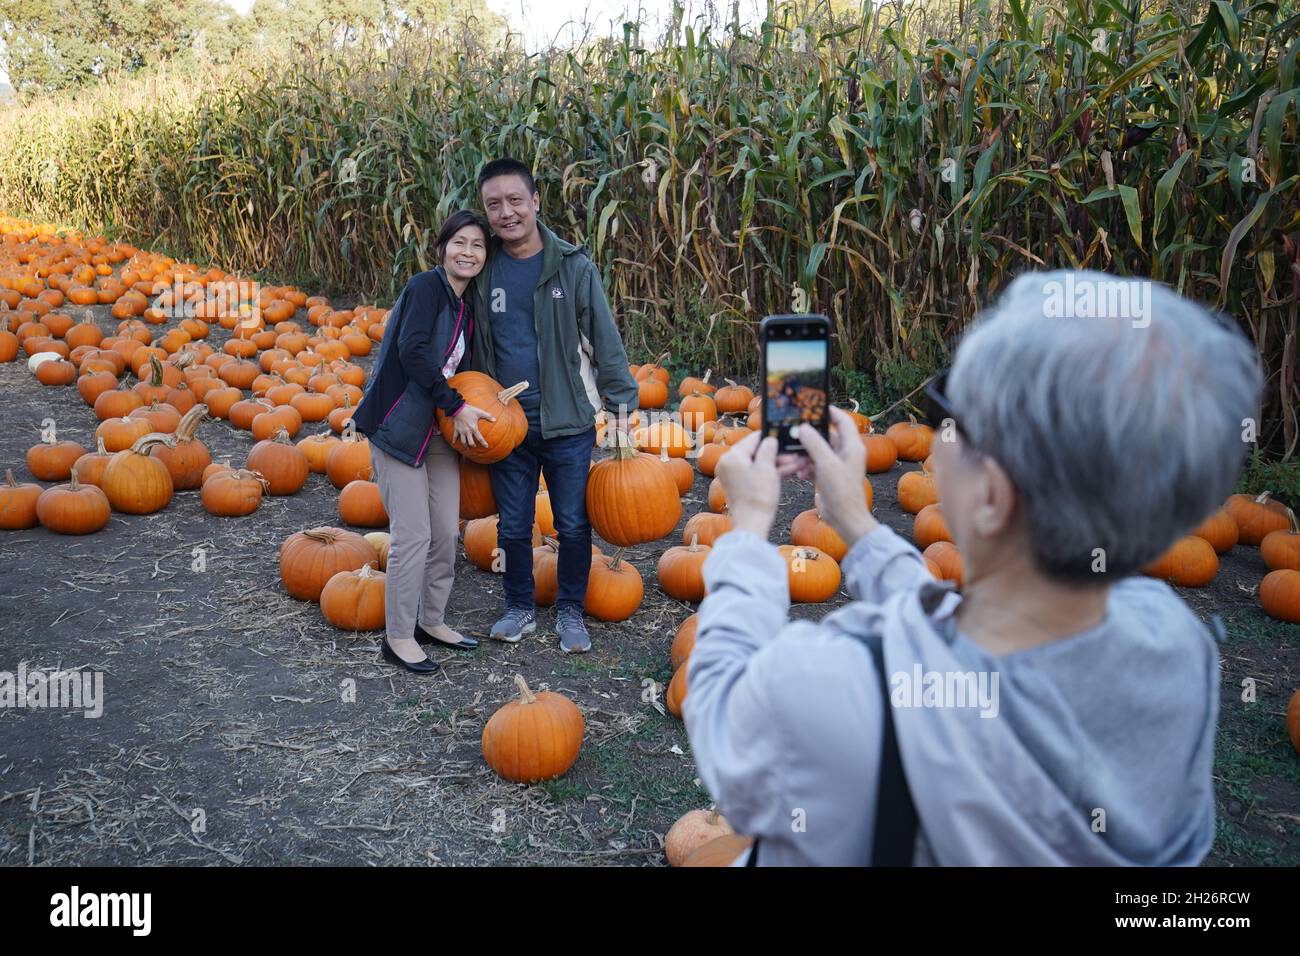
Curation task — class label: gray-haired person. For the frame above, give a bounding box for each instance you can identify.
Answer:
[687,271,1261,866]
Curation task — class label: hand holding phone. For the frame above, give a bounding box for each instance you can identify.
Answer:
[759,314,831,454]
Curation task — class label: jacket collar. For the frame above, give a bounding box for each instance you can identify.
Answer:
[431,264,463,309]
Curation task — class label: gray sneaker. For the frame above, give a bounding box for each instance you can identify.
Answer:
[556,605,592,654]
[489,606,536,643]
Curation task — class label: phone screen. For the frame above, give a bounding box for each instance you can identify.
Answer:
[761,315,830,454]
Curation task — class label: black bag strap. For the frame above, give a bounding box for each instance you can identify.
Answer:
[860,630,919,866]
[744,630,918,867]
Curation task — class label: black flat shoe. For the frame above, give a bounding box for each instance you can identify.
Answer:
[381,638,441,673]
[414,624,479,650]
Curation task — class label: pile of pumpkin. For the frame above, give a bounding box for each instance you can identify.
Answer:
[0,232,398,542]
[1134,492,1300,624]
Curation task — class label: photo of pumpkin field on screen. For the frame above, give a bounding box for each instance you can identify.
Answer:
[763,332,829,452]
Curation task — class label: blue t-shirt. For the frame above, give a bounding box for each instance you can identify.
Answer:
[489,249,544,428]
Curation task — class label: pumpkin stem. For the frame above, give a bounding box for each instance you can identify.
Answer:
[498,380,530,404]
[4,468,16,488]
[610,429,640,459]
[724,377,739,388]
[302,527,340,544]
[95,436,107,456]
[68,466,81,491]
[175,403,208,442]
[689,533,699,551]
[651,350,669,368]
[702,369,712,384]
[1255,491,1273,505]
[272,426,292,444]
[148,353,164,387]
[513,673,536,704]
[129,432,177,455]
[610,547,626,570]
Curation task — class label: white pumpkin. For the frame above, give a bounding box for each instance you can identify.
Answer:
[27,351,62,373]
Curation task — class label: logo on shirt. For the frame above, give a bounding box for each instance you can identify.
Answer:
[550,285,566,299]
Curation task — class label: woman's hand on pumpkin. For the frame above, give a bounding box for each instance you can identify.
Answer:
[782,406,878,545]
[452,403,496,448]
[714,430,781,539]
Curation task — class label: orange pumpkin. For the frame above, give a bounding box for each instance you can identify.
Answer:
[682,511,732,547]
[862,431,898,473]
[714,378,754,415]
[584,548,644,621]
[325,432,372,488]
[0,468,42,529]
[1260,569,1300,624]
[435,372,530,464]
[885,415,933,461]
[320,564,386,631]
[28,437,88,481]
[1261,508,1300,572]
[481,674,585,783]
[1142,536,1219,587]
[459,458,496,519]
[338,479,388,528]
[791,507,847,561]
[923,541,964,587]
[897,466,939,514]
[586,436,682,546]
[1225,491,1290,545]
[670,614,698,670]
[248,428,310,495]
[35,468,111,534]
[279,526,377,601]
[658,535,711,602]
[151,404,211,490]
[778,545,842,602]
[913,503,952,550]
[1192,507,1239,555]
[102,433,175,514]
[202,468,269,517]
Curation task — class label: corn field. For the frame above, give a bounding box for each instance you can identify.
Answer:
[1,0,1297,454]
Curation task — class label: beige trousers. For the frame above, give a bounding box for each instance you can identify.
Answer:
[370,438,460,642]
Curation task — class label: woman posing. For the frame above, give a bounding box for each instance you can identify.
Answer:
[352,210,497,673]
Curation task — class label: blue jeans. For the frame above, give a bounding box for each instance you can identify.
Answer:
[489,426,596,612]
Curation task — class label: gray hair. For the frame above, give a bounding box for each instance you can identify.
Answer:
[948,270,1262,582]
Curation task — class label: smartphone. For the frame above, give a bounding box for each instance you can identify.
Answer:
[759,314,831,454]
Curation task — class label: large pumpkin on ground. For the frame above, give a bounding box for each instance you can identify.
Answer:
[1261,569,1300,624]
[320,564,386,631]
[586,436,681,546]
[481,675,584,783]
[36,469,111,535]
[658,535,711,602]
[778,545,842,603]
[1225,491,1290,545]
[584,548,644,622]
[280,526,377,601]
[0,469,42,529]
[102,433,175,514]
[436,372,530,464]
[1260,508,1300,572]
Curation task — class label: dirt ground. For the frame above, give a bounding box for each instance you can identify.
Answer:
[0,286,1297,867]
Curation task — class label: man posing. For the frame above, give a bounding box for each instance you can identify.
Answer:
[469,158,639,653]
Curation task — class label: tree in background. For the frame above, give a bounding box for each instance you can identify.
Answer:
[0,0,503,96]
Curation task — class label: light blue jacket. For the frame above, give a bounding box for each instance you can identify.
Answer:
[685,525,1219,866]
